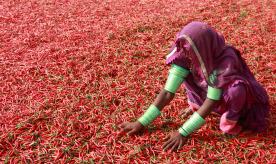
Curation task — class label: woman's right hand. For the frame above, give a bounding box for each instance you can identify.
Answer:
[118,121,144,135]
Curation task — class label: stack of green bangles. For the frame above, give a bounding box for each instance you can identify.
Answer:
[164,64,189,93]
[138,104,161,126]
[178,112,205,136]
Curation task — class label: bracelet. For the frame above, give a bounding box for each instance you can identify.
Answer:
[207,86,222,100]
[178,112,205,137]
[170,64,190,78]
[164,64,189,93]
[138,105,161,126]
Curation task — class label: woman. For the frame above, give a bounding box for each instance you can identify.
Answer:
[119,21,270,152]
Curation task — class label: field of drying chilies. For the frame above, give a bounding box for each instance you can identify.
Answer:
[0,0,275,163]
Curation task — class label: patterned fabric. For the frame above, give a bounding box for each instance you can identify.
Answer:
[208,70,218,86]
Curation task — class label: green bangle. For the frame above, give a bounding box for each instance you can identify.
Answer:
[164,73,184,93]
[138,105,161,126]
[164,64,189,93]
[178,112,205,137]
[170,64,190,78]
[207,86,222,100]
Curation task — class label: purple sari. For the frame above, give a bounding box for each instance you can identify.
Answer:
[166,22,269,134]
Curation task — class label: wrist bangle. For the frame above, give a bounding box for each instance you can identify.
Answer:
[178,112,205,137]
[207,86,222,100]
[138,105,161,126]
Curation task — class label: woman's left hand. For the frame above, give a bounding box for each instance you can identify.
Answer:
[162,131,187,152]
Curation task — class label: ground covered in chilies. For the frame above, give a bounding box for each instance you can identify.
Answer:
[0,0,275,163]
